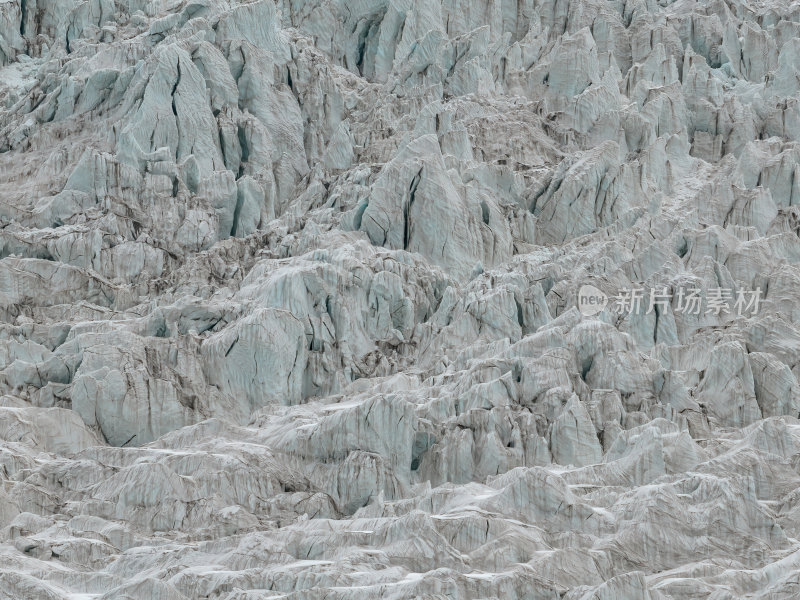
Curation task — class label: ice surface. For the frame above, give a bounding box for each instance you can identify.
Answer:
[2,0,800,598]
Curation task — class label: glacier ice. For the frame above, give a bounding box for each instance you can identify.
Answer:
[2,0,800,598]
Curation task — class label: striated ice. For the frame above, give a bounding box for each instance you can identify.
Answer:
[2,0,800,598]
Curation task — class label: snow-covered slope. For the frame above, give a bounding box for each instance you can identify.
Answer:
[2,0,800,598]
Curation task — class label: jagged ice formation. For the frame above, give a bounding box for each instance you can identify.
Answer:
[2,0,800,598]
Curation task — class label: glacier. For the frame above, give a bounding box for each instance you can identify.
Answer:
[2,0,800,598]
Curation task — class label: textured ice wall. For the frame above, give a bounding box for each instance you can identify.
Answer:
[2,0,800,598]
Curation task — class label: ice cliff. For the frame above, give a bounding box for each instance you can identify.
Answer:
[2,0,800,598]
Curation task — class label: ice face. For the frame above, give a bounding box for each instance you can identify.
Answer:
[2,0,800,598]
